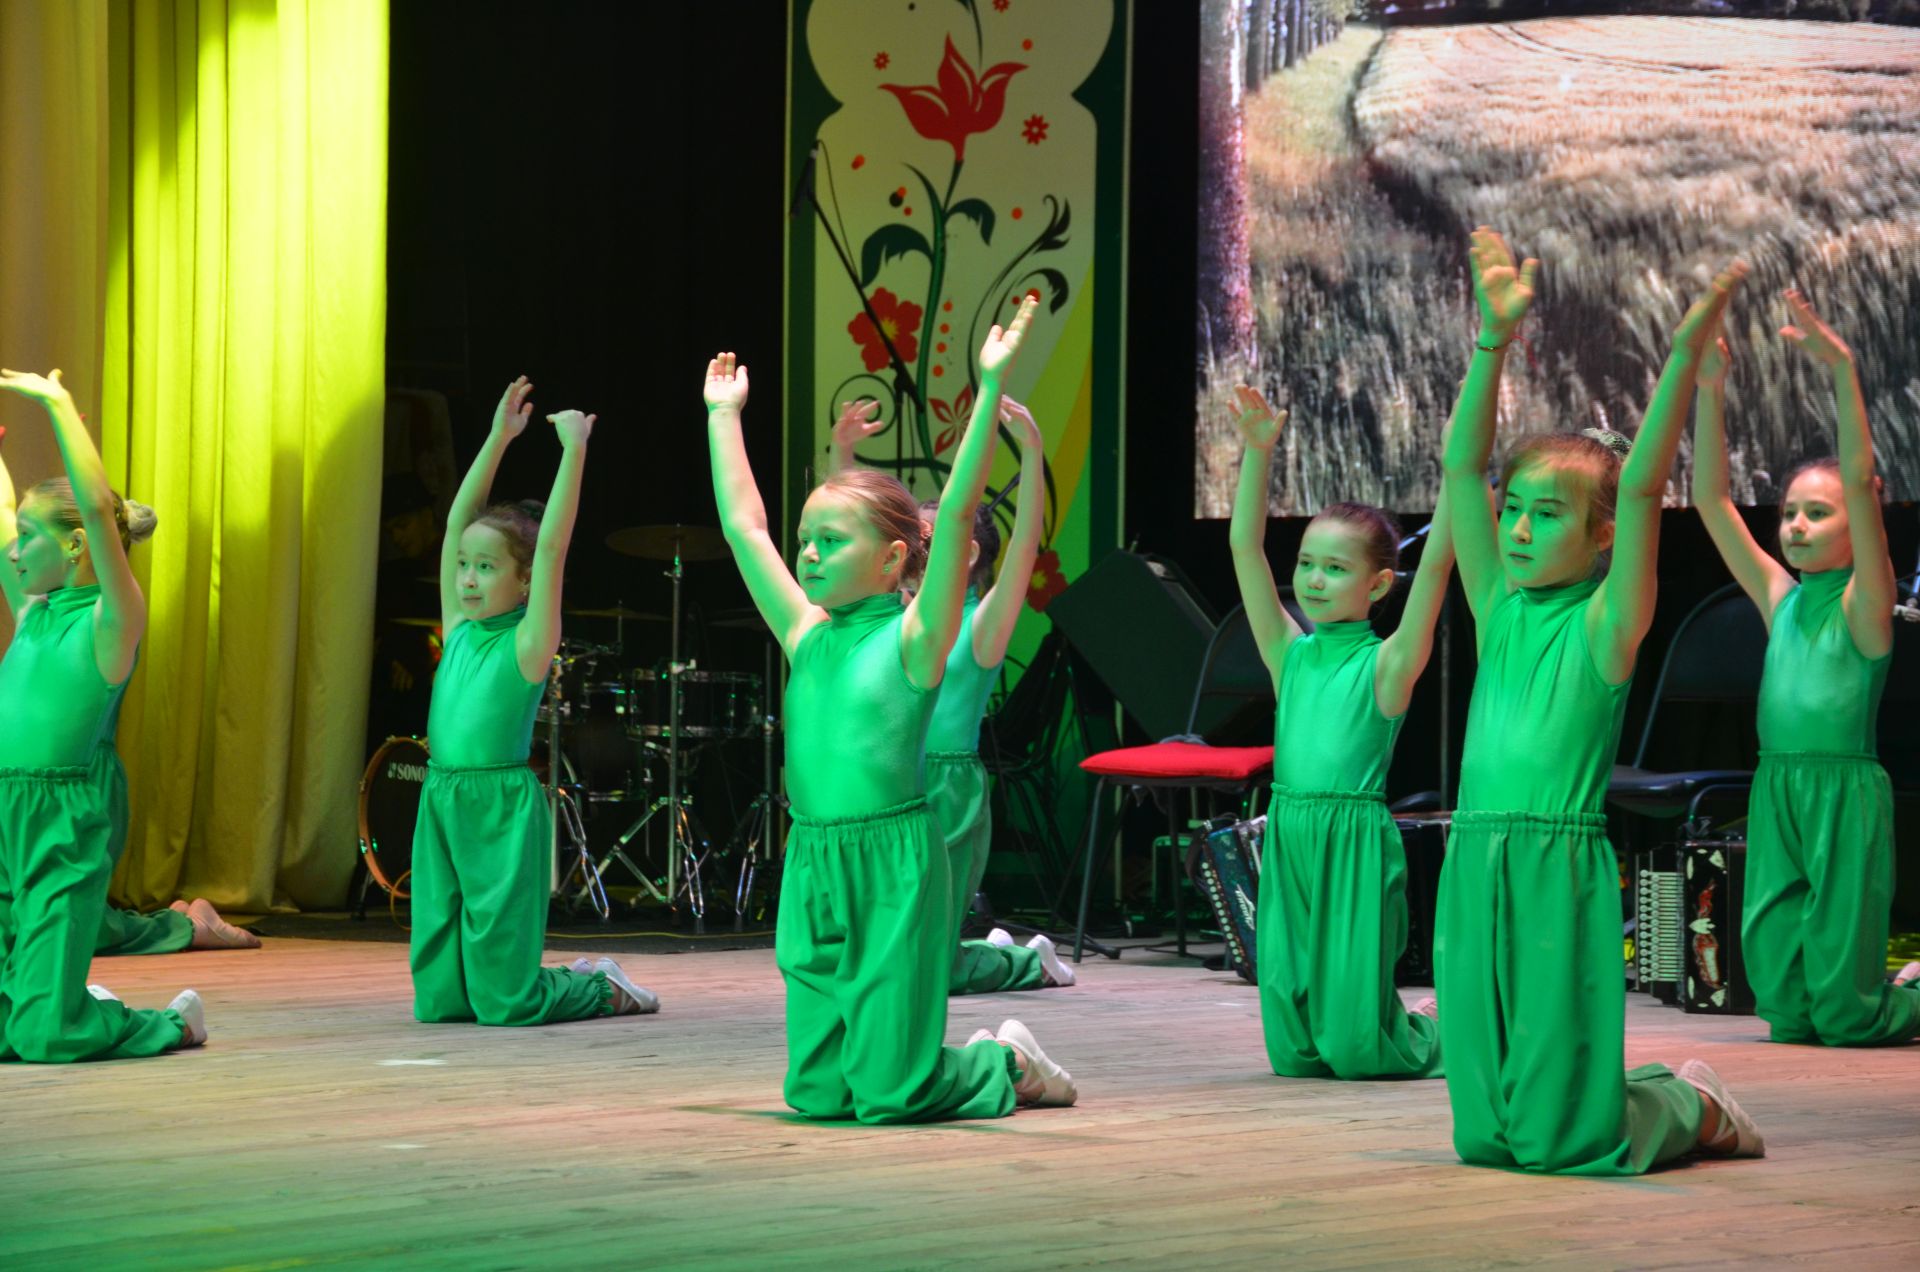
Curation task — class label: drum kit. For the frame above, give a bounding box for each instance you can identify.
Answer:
[356,523,781,932]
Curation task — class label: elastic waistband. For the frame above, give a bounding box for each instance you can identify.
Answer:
[1453,808,1609,831]
[1758,749,1877,764]
[1270,782,1385,805]
[925,750,982,762]
[428,759,534,776]
[789,797,928,828]
[0,765,89,784]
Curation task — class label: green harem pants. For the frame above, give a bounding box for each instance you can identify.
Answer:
[1744,751,1920,1046]
[91,747,191,956]
[0,767,185,1062]
[777,797,1018,1123]
[1259,785,1441,1079]
[409,761,611,1026]
[927,752,1044,996]
[1436,809,1702,1174]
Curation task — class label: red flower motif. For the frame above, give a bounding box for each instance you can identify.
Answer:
[993,0,1010,10]
[878,36,1026,164]
[1026,548,1067,612]
[874,51,890,70]
[929,385,976,455]
[847,288,922,373]
[1021,113,1048,145]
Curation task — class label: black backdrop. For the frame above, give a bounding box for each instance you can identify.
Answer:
[388,4,1920,914]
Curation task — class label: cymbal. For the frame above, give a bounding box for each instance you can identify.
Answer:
[387,616,442,629]
[710,608,767,631]
[567,605,666,622]
[606,524,730,561]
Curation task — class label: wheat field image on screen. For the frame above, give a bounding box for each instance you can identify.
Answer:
[1195,17,1920,518]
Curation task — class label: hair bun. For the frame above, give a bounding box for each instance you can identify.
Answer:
[1579,427,1632,459]
[122,498,159,545]
[514,498,547,520]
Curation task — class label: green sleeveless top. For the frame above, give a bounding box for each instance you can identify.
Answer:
[925,592,1001,755]
[784,591,935,819]
[0,585,128,769]
[1757,568,1887,756]
[1272,619,1402,795]
[427,607,544,767]
[1458,579,1628,815]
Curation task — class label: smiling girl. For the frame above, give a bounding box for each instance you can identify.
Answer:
[1226,384,1451,1080]
[0,368,203,1060]
[410,376,657,1027]
[705,294,1078,1123]
[1437,229,1762,1173]
[1691,291,1920,1045]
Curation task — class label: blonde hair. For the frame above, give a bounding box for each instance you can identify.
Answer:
[1498,431,1627,535]
[25,477,158,550]
[816,469,927,589]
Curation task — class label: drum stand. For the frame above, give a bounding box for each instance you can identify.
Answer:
[724,641,784,930]
[544,645,656,920]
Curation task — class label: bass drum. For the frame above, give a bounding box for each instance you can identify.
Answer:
[359,735,431,900]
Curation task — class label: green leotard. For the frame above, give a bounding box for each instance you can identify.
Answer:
[926,595,1044,995]
[409,607,610,1027]
[0,585,186,1061]
[1440,580,1702,1174]
[1261,619,1439,1079]
[1745,569,1920,1045]
[777,592,1017,1123]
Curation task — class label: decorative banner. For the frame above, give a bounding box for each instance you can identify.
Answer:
[786,0,1129,672]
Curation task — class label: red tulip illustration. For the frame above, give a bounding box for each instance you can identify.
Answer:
[879,36,1026,164]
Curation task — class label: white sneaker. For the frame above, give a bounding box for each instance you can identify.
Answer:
[1894,960,1920,987]
[997,1018,1077,1107]
[1413,996,1438,1020]
[593,956,660,1015]
[568,957,594,975]
[985,927,1014,948]
[965,1027,996,1047]
[1026,934,1076,987]
[168,989,208,1048]
[1677,1059,1764,1158]
[87,984,121,1003]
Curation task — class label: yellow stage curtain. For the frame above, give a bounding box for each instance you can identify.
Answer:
[2,0,391,913]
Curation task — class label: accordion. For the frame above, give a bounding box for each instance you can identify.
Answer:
[1193,816,1263,983]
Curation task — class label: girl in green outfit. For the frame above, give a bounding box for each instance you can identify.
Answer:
[705,294,1077,1123]
[410,377,657,1027]
[1438,229,1761,1173]
[832,396,1073,995]
[0,368,203,1060]
[1226,385,1451,1080]
[1691,290,1920,1045]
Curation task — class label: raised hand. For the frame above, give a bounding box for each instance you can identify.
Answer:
[1468,227,1539,341]
[1780,288,1853,369]
[1231,385,1286,450]
[705,352,750,412]
[492,376,535,439]
[833,398,884,449]
[1672,260,1748,356]
[0,366,73,406]
[979,292,1040,381]
[1698,319,1731,392]
[549,409,596,449]
[999,396,1043,451]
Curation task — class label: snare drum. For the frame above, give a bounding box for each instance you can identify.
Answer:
[359,735,431,899]
[625,668,763,741]
[533,679,641,798]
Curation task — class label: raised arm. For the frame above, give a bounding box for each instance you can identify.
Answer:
[1375,489,1455,718]
[1690,319,1792,623]
[443,377,531,634]
[902,294,1038,689]
[0,369,142,682]
[516,410,593,683]
[1783,289,1894,658]
[1591,261,1746,685]
[1444,227,1537,630]
[970,397,1047,668]
[827,398,884,476]
[1226,385,1302,680]
[706,353,822,658]
[0,425,24,619]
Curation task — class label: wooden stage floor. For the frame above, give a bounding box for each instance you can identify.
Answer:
[2,937,1917,1271]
